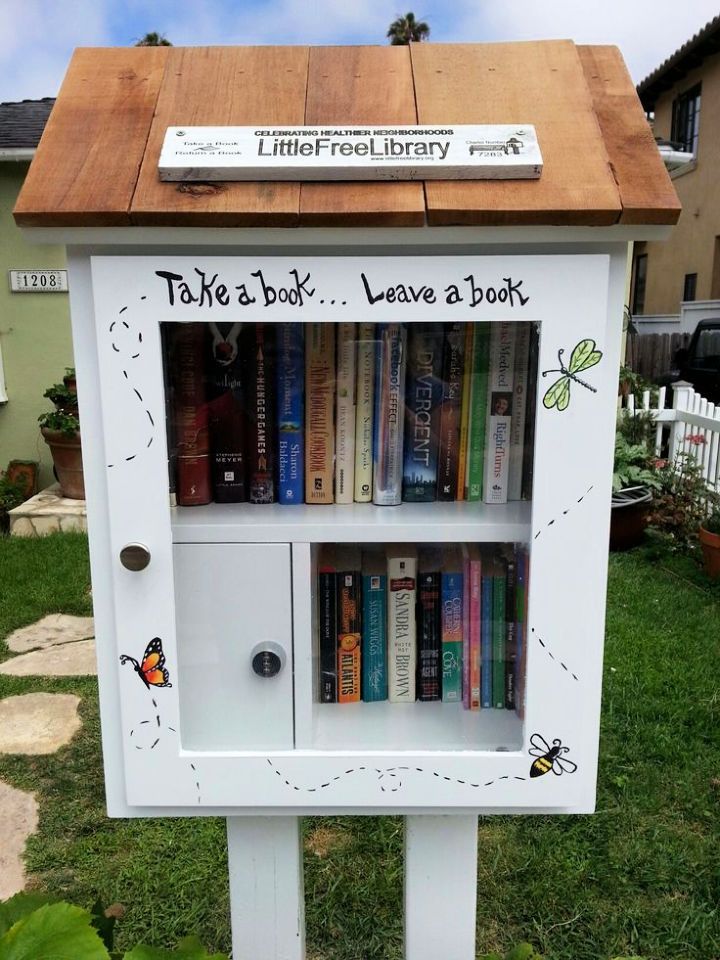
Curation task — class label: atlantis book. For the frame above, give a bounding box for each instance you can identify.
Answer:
[402,323,444,503]
[318,545,338,703]
[335,322,357,504]
[276,323,305,505]
[305,323,335,504]
[417,548,442,701]
[373,324,407,506]
[483,322,516,504]
[354,322,375,502]
[337,546,362,703]
[436,322,466,502]
[244,323,276,504]
[206,322,246,503]
[361,549,387,702]
[387,545,417,702]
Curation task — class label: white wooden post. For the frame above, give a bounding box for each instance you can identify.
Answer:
[227,817,305,960]
[670,380,693,461]
[404,816,479,960]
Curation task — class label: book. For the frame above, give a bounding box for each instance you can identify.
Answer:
[467,324,491,501]
[160,324,178,507]
[170,322,211,506]
[436,323,466,501]
[504,550,518,710]
[354,322,375,502]
[206,322,246,503]
[521,324,540,501]
[336,546,362,703]
[508,322,531,501]
[456,324,474,500]
[387,545,417,702]
[515,546,529,719]
[305,323,335,504]
[480,559,494,709]
[402,323,444,503]
[335,322,357,504]
[417,548,442,701]
[441,547,463,703]
[361,550,387,702]
[468,544,482,710]
[318,546,338,703]
[373,324,407,506]
[492,553,507,709]
[483,323,516,504]
[462,545,470,708]
[244,323,276,504]
[276,323,305,505]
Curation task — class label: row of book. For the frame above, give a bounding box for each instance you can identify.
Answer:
[164,321,537,507]
[318,542,528,710]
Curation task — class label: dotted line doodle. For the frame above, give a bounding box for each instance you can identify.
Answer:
[107,306,155,468]
[266,759,526,795]
[129,698,176,750]
[190,762,202,804]
[533,628,580,681]
[533,485,594,541]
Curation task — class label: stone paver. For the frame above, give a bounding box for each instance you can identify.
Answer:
[6,614,95,653]
[0,779,39,898]
[0,693,82,755]
[9,483,87,537]
[0,639,97,677]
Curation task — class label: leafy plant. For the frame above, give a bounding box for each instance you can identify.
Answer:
[43,381,78,411]
[0,474,25,512]
[38,409,80,436]
[479,946,543,960]
[613,436,661,493]
[616,409,656,452]
[647,452,719,548]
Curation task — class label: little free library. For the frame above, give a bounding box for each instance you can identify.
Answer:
[14,39,679,960]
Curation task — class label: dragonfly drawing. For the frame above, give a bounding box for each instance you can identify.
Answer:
[542,339,603,412]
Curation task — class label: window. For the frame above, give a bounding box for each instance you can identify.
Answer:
[683,273,697,302]
[672,84,701,155]
[631,253,647,315]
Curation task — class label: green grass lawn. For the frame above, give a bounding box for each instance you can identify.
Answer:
[0,533,719,959]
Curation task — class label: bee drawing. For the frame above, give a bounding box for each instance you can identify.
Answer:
[528,733,578,778]
[542,338,603,412]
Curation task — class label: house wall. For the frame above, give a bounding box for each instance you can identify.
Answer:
[637,51,720,316]
[0,162,73,489]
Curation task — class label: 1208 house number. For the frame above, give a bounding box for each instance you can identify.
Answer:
[9,269,68,292]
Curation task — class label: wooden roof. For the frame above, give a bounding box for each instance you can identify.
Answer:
[14,41,680,228]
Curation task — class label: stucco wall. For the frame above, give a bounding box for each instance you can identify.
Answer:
[0,163,73,489]
[639,52,720,315]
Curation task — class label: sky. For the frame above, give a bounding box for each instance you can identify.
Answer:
[1,0,719,103]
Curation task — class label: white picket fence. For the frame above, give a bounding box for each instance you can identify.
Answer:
[620,381,720,494]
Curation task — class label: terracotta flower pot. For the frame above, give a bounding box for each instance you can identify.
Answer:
[610,486,652,551]
[699,524,720,580]
[41,427,85,500]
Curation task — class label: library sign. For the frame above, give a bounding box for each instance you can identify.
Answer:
[158,124,543,181]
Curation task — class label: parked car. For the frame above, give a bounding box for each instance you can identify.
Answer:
[657,318,720,403]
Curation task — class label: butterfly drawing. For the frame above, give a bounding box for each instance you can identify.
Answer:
[119,637,172,689]
[542,339,603,412]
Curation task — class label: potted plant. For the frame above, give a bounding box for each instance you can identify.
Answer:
[610,411,661,551]
[699,509,720,579]
[38,372,84,500]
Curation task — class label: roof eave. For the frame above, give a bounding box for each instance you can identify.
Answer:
[0,147,35,161]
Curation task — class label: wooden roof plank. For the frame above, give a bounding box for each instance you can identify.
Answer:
[299,45,425,227]
[578,45,681,225]
[130,46,309,226]
[411,40,623,226]
[14,47,168,227]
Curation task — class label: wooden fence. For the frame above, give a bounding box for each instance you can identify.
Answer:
[624,331,690,382]
[621,382,720,493]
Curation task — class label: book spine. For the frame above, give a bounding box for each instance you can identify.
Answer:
[508,323,531,501]
[441,569,463,703]
[436,323,465,502]
[373,324,407,506]
[388,553,417,702]
[171,323,211,506]
[335,322,356,504]
[492,558,507,709]
[354,322,375,502]
[504,555,517,710]
[277,323,304,505]
[467,324,490,501]
[161,325,177,506]
[521,324,540,501]
[207,324,247,504]
[305,323,335,504]
[337,570,361,703]
[402,324,444,503]
[245,324,275,504]
[318,567,337,703]
[462,550,470,708]
[469,558,482,710]
[417,570,441,701]
[483,323,516,505]
[456,325,474,500]
[362,571,387,702]
[481,572,493,708]
[515,547,529,719]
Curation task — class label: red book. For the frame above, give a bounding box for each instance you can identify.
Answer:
[169,323,210,506]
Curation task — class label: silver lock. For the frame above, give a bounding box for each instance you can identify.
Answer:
[119,543,151,571]
[250,641,286,678]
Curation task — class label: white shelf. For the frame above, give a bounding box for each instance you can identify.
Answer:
[171,500,532,544]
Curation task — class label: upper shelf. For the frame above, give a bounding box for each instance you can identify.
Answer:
[171,499,532,544]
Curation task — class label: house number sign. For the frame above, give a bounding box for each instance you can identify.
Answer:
[9,269,68,293]
[159,124,543,182]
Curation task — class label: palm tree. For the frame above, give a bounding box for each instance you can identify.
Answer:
[387,12,430,45]
[135,32,172,47]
